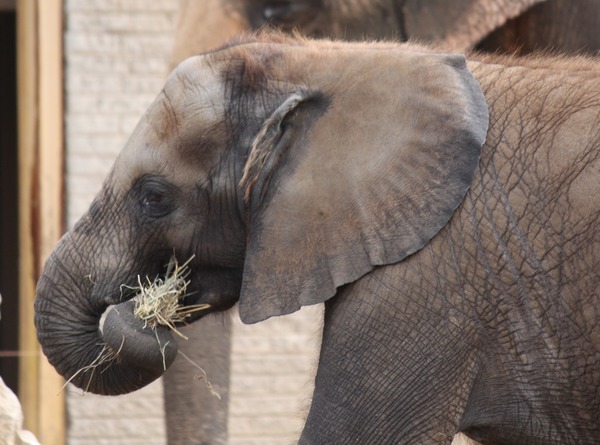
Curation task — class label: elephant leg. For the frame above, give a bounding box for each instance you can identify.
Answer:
[163,315,231,445]
[299,275,479,444]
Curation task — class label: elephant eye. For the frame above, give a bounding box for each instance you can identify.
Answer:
[251,0,320,29]
[138,178,175,219]
[143,191,163,205]
[263,3,296,24]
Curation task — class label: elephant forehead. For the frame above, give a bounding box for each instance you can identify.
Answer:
[112,58,228,186]
[160,56,227,136]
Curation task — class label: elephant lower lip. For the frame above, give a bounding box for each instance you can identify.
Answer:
[99,299,178,371]
[98,304,115,336]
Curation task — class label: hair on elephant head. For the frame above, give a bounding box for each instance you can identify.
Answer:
[35,35,487,395]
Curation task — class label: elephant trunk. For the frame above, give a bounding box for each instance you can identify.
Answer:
[100,300,178,372]
[34,237,177,395]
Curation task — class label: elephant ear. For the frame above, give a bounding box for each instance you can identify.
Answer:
[401,0,546,50]
[238,51,488,324]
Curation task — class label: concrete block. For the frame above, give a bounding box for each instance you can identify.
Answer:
[228,415,304,437]
[67,114,121,134]
[64,32,120,54]
[229,375,312,397]
[68,11,175,33]
[66,71,124,93]
[120,34,174,56]
[230,354,315,376]
[229,396,304,416]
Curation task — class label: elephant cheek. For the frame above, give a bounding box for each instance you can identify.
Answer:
[100,300,178,373]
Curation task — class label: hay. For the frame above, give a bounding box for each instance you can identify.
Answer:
[178,350,222,400]
[65,256,218,397]
[132,255,210,340]
[60,337,124,395]
[132,255,220,398]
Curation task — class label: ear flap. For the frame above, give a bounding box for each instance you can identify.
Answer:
[241,90,315,206]
[239,51,488,324]
[401,0,545,50]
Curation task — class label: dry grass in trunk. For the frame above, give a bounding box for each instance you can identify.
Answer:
[132,255,210,339]
[60,338,124,395]
[132,255,219,398]
[65,256,219,397]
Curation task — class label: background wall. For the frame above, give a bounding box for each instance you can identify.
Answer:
[63,1,322,444]
[64,1,177,444]
[228,308,322,445]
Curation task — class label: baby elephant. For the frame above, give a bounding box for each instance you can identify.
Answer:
[35,35,600,444]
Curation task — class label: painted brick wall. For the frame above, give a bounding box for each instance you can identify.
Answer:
[64,0,178,228]
[228,306,322,445]
[63,0,178,444]
[63,1,322,444]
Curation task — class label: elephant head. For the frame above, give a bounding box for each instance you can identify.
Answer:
[35,36,488,395]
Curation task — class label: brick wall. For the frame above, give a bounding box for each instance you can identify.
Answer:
[64,0,178,228]
[63,0,178,444]
[63,1,322,444]
[229,307,322,445]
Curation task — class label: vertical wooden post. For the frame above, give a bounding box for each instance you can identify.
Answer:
[17,0,65,444]
[17,0,40,436]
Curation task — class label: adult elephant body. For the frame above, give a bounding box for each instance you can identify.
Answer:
[35,37,600,444]
[171,0,600,64]
[477,0,600,55]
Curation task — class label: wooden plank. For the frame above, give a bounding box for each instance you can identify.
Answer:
[17,0,66,443]
[17,0,40,435]
[37,0,66,444]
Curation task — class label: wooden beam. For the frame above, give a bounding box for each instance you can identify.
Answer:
[17,0,39,435]
[37,1,65,443]
[17,0,65,444]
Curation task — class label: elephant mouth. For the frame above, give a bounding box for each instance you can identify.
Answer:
[113,254,214,321]
[35,246,240,395]
[34,251,185,395]
[98,299,178,373]
[96,255,208,370]
[127,255,206,324]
